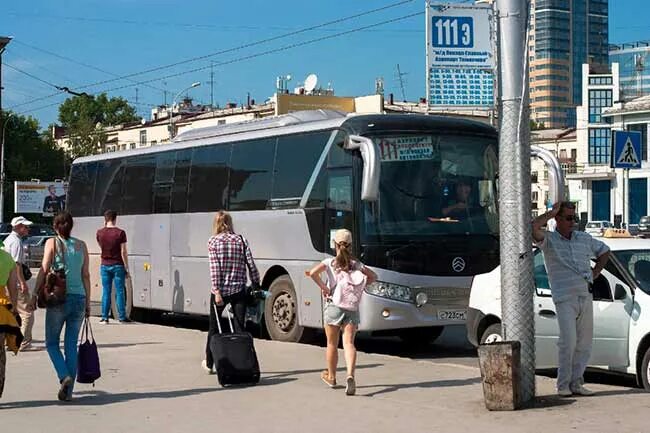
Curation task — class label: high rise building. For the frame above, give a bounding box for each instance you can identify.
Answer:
[529,0,609,128]
[609,41,650,101]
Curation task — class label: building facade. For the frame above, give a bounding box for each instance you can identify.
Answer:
[529,0,609,128]
[609,41,650,102]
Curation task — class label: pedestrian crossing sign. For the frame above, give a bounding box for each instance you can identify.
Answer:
[612,130,642,169]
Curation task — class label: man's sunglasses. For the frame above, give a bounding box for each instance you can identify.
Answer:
[560,214,579,222]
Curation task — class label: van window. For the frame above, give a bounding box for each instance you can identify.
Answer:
[586,222,601,228]
[534,250,550,291]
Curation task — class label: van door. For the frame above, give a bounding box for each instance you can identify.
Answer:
[532,250,559,367]
[589,261,631,367]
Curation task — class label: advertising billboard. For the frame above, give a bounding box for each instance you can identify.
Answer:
[426,3,496,108]
[14,181,67,216]
[275,94,356,115]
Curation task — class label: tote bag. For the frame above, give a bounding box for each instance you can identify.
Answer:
[77,317,101,385]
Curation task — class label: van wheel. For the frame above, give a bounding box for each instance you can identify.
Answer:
[480,323,503,344]
[110,275,133,321]
[642,346,650,391]
[264,275,305,342]
[398,327,444,346]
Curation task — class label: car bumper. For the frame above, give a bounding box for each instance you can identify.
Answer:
[466,306,485,347]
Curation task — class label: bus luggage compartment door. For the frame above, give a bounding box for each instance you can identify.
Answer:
[131,255,151,309]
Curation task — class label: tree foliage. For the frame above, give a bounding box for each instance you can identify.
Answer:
[58,93,139,158]
[1,111,68,222]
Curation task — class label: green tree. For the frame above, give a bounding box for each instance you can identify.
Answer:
[1,111,67,222]
[58,93,139,158]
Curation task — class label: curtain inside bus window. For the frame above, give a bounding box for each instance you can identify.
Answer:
[152,151,176,213]
[188,144,232,212]
[122,155,156,215]
[68,162,97,217]
[94,159,124,215]
[229,138,275,211]
[171,149,192,213]
[271,131,330,207]
[326,170,353,252]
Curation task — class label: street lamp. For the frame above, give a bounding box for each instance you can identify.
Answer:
[0,112,16,223]
[169,81,201,141]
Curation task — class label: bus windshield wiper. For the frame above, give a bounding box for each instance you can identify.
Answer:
[385,241,420,258]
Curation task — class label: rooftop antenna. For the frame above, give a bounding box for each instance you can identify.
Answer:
[375,77,385,96]
[304,73,318,94]
[396,64,408,102]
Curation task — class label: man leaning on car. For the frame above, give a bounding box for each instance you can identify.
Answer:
[532,202,610,397]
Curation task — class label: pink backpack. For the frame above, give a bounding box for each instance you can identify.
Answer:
[329,261,367,311]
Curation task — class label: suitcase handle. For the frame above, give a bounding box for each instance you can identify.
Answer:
[213,302,235,334]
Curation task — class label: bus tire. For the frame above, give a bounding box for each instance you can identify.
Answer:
[480,323,503,345]
[264,275,305,343]
[398,326,444,346]
[110,274,134,321]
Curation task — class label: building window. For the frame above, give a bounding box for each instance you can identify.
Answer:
[571,149,577,160]
[559,149,567,160]
[151,140,157,146]
[588,76,612,85]
[140,130,147,147]
[532,191,539,202]
[130,143,136,149]
[531,171,538,183]
[627,124,648,162]
[588,128,611,165]
[218,119,226,125]
[588,89,612,123]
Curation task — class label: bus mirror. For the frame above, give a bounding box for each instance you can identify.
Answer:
[531,145,565,203]
[478,180,495,208]
[345,135,380,201]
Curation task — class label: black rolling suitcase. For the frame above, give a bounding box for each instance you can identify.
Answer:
[209,304,260,386]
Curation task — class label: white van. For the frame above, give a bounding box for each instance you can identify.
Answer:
[466,237,650,391]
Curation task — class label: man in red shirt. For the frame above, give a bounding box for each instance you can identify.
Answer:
[96,210,131,323]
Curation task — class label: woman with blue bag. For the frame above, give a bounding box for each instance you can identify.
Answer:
[35,211,91,402]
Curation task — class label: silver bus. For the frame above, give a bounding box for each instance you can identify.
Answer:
[67,110,524,343]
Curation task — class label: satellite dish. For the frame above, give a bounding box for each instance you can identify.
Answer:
[304,74,318,93]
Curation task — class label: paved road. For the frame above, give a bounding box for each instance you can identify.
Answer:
[146,313,637,389]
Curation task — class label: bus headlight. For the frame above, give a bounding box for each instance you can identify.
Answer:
[365,281,412,303]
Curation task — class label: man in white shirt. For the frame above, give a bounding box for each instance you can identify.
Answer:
[532,202,610,397]
[4,216,34,350]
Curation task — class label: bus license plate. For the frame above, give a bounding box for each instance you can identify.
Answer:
[437,309,467,321]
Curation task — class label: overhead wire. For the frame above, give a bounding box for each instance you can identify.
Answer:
[8,0,416,110]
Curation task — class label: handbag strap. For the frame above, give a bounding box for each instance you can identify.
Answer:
[80,317,94,343]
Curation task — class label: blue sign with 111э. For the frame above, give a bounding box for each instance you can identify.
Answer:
[612,130,642,169]
[432,16,474,48]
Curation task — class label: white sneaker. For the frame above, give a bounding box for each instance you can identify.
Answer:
[201,359,216,375]
[557,388,572,397]
[570,384,595,396]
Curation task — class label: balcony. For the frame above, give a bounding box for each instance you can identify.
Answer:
[565,163,616,180]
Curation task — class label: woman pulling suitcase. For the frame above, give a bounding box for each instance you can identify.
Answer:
[203,211,261,378]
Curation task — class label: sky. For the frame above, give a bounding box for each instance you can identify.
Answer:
[1,0,648,130]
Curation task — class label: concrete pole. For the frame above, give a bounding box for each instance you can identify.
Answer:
[496,0,536,406]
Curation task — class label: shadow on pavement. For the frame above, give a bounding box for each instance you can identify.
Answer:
[533,395,577,409]
[0,378,295,409]
[358,377,481,397]
[264,363,384,380]
[96,342,163,350]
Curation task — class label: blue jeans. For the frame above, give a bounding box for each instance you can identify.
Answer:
[45,295,86,396]
[101,264,126,321]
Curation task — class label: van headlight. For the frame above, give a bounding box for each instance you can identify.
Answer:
[365,281,412,303]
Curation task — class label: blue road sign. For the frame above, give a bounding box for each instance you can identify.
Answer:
[612,130,642,169]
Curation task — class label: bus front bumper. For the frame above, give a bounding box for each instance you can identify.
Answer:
[358,293,469,331]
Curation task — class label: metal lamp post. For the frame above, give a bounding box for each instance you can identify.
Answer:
[169,82,201,141]
[0,112,15,223]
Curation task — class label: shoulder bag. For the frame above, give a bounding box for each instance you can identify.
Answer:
[237,235,265,306]
[37,237,67,309]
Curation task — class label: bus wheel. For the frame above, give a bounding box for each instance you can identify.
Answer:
[264,275,304,342]
[398,326,444,346]
[111,275,134,321]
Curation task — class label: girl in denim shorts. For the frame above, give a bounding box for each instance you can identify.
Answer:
[306,229,376,396]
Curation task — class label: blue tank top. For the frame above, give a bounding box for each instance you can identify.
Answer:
[53,237,86,296]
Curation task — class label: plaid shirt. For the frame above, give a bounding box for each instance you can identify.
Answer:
[208,232,260,297]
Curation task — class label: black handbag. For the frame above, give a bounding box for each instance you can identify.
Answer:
[77,317,101,385]
[237,235,266,306]
[21,263,32,281]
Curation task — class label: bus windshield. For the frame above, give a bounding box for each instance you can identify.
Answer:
[360,133,498,241]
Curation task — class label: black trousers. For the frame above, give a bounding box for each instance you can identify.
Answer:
[205,290,247,368]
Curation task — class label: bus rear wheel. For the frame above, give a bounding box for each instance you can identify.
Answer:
[398,326,444,346]
[264,275,305,343]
